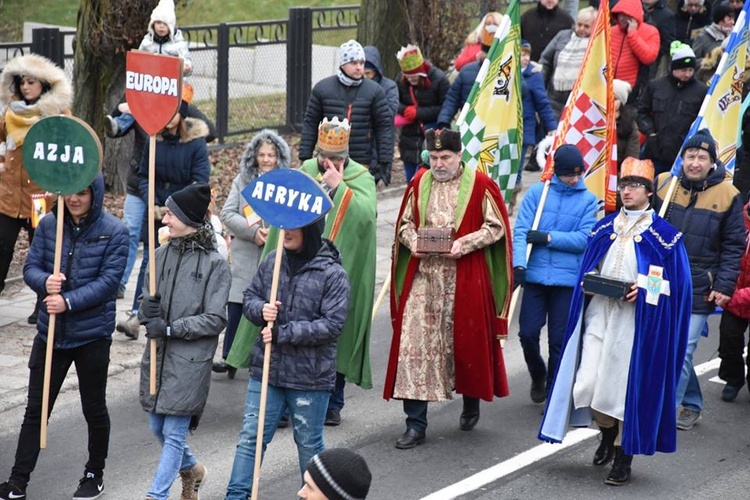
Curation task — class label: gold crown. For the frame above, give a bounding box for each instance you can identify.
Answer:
[396,44,425,74]
[620,157,655,182]
[481,24,498,48]
[317,117,351,155]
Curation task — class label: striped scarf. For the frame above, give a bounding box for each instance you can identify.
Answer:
[552,33,589,92]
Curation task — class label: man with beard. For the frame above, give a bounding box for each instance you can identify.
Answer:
[384,128,513,449]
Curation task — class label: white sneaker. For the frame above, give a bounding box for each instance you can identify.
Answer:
[116,312,140,339]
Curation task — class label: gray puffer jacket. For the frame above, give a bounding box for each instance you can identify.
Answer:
[221,130,291,304]
[245,240,350,392]
[139,224,231,419]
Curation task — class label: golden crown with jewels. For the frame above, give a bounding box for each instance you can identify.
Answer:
[317,117,351,155]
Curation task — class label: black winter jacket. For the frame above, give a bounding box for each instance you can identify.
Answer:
[299,75,394,168]
[655,165,745,313]
[637,75,707,173]
[520,4,574,62]
[396,64,450,164]
[246,240,350,392]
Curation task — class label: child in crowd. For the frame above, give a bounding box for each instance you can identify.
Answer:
[105,0,193,137]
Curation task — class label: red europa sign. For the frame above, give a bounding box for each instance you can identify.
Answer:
[125,50,183,136]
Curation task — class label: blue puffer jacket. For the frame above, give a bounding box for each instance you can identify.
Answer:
[513,175,598,286]
[24,174,129,348]
[437,61,480,126]
[522,62,558,147]
[138,117,210,206]
[245,240,350,392]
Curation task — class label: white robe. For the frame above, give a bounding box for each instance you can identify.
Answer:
[572,209,653,420]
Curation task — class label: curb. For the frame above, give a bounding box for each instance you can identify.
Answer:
[0,356,143,415]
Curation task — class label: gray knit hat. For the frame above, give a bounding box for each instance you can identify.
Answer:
[338,40,365,67]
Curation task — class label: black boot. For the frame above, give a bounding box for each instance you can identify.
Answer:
[604,446,633,486]
[593,425,617,466]
[459,396,480,431]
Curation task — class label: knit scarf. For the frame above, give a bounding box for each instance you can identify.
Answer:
[337,69,363,87]
[4,101,42,150]
[552,33,589,92]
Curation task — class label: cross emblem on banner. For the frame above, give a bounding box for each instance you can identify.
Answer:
[636,265,670,306]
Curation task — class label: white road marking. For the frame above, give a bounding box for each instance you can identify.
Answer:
[420,428,599,500]
[421,355,730,499]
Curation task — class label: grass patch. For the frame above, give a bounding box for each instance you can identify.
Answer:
[0,0,360,42]
[194,92,287,138]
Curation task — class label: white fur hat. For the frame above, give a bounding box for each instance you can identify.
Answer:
[612,79,632,104]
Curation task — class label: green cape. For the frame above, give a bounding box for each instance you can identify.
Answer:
[226,158,377,389]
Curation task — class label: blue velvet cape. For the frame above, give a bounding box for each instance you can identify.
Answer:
[539,211,691,455]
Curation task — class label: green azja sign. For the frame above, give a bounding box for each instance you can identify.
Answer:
[23,116,102,195]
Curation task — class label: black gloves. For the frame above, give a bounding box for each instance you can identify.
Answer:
[527,230,550,245]
[372,163,391,186]
[141,294,162,320]
[145,318,168,339]
[513,266,526,289]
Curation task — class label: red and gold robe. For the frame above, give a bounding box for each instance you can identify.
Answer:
[384,165,513,402]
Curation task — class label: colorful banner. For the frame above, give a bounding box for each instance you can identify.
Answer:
[540,1,617,213]
[457,0,522,202]
[670,2,750,177]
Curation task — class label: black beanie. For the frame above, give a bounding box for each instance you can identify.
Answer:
[306,449,372,500]
[713,3,733,24]
[682,129,717,163]
[165,183,211,228]
[553,144,584,176]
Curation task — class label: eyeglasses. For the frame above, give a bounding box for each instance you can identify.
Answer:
[617,181,645,191]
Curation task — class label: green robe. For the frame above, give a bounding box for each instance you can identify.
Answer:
[226,158,377,389]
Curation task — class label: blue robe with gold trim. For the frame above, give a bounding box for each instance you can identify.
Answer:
[539,211,691,455]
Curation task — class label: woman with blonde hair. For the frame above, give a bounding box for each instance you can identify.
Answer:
[453,11,502,71]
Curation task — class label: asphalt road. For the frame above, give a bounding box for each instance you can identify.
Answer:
[1,310,749,500]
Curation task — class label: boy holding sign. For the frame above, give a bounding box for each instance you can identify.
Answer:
[137,183,230,500]
[0,174,128,500]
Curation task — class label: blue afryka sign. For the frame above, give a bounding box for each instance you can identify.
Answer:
[241,169,333,229]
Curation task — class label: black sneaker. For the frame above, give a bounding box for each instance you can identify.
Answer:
[27,311,38,325]
[72,472,103,499]
[0,481,26,500]
[324,408,341,426]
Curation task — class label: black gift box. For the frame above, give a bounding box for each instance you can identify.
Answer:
[582,273,634,299]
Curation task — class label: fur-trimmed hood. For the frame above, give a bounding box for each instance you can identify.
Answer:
[0,54,72,116]
[156,117,210,143]
[238,129,291,183]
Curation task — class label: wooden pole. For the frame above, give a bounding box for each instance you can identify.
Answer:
[251,230,286,500]
[658,176,678,218]
[371,275,391,321]
[40,196,65,449]
[505,180,551,345]
[148,135,158,396]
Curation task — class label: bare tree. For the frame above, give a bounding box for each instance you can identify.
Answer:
[73,0,157,193]
[358,0,489,78]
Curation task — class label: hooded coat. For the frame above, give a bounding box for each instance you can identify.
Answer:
[0,54,72,219]
[245,238,350,392]
[139,222,231,419]
[725,204,750,319]
[364,45,399,167]
[23,175,129,348]
[221,130,291,304]
[610,0,661,88]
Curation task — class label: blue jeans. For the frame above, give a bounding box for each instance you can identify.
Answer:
[114,113,136,135]
[518,283,573,390]
[222,302,243,359]
[676,313,708,413]
[131,242,150,312]
[147,413,196,500]
[225,378,329,499]
[403,161,419,184]
[121,194,146,289]
[327,372,346,412]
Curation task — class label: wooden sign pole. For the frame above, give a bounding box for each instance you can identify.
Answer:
[251,230,286,500]
[40,196,65,449]
[148,135,158,395]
